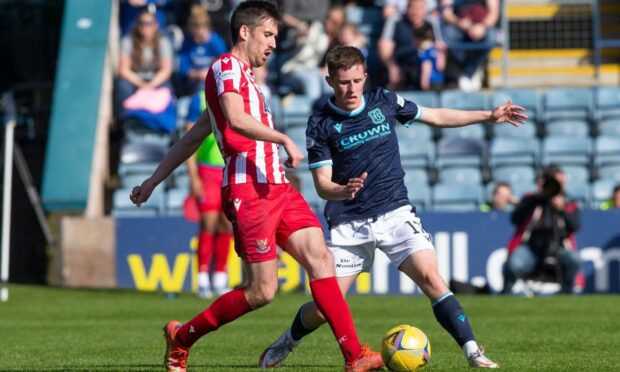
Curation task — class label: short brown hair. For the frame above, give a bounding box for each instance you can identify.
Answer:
[230,0,281,44]
[326,46,366,77]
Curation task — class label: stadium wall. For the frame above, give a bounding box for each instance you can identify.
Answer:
[115,211,620,294]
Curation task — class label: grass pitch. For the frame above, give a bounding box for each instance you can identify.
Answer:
[1,285,619,371]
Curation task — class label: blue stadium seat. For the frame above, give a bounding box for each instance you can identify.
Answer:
[269,95,282,128]
[396,122,433,142]
[400,139,435,169]
[509,180,538,198]
[593,136,620,167]
[493,121,537,139]
[562,165,590,185]
[590,179,617,208]
[436,138,485,169]
[124,119,172,147]
[489,137,539,168]
[112,186,164,217]
[594,87,620,122]
[432,182,483,211]
[493,165,536,185]
[597,165,620,183]
[292,171,322,210]
[282,95,313,128]
[120,173,149,188]
[565,182,590,206]
[492,88,542,123]
[284,125,306,149]
[543,88,593,123]
[395,91,438,108]
[545,119,590,137]
[408,183,431,210]
[437,167,483,185]
[440,90,487,111]
[165,188,187,216]
[118,143,167,177]
[403,168,430,188]
[598,119,620,137]
[440,123,486,140]
[541,136,592,167]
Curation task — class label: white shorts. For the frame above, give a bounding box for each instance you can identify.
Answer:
[328,206,435,277]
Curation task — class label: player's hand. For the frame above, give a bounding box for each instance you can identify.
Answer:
[130,178,156,207]
[282,137,304,169]
[342,172,368,200]
[491,100,528,127]
[191,178,204,199]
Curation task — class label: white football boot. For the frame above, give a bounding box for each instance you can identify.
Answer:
[258,329,301,368]
[468,350,499,368]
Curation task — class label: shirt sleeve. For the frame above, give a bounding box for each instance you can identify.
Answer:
[306,117,333,169]
[382,89,422,127]
[212,57,242,96]
[186,93,202,123]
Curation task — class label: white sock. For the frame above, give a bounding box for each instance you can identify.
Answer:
[463,340,480,358]
[213,271,229,293]
[198,272,210,290]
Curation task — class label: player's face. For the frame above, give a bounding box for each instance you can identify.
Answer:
[245,18,278,68]
[327,64,367,111]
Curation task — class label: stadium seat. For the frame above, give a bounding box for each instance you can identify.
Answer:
[598,119,620,137]
[120,173,148,188]
[399,138,435,169]
[590,179,617,208]
[545,119,590,137]
[593,136,620,167]
[293,171,322,210]
[440,123,486,140]
[403,168,430,188]
[432,182,483,211]
[488,137,539,168]
[509,180,538,198]
[440,90,487,111]
[112,186,164,217]
[436,137,485,170]
[165,188,187,216]
[269,95,282,127]
[597,165,620,183]
[124,118,171,147]
[395,121,433,142]
[543,87,593,123]
[541,136,592,167]
[594,87,620,122]
[492,165,536,185]
[437,167,483,185]
[565,182,590,206]
[493,121,537,139]
[562,165,590,185]
[282,94,313,128]
[118,142,167,177]
[408,183,431,210]
[492,88,542,123]
[395,91,438,108]
[284,125,307,148]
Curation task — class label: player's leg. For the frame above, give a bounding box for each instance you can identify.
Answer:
[212,213,233,295]
[197,211,218,298]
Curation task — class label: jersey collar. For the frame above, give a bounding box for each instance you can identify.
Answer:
[327,96,366,117]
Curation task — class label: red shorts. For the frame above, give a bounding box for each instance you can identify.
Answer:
[198,165,224,213]
[222,183,322,263]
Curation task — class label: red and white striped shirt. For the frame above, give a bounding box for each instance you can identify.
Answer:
[204,53,287,186]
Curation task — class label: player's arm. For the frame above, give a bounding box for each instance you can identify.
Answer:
[219,92,303,168]
[418,101,527,128]
[130,110,213,207]
[311,166,367,201]
[184,122,204,199]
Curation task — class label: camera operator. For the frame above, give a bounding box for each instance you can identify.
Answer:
[502,164,582,294]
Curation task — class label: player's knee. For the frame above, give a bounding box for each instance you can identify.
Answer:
[246,284,277,307]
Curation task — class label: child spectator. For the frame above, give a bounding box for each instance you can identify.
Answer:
[415,25,445,91]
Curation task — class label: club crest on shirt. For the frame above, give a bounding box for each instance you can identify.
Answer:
[368,108,385,124]
[233,198,242,211]
[256,239,270,254]
[333,122,343,133]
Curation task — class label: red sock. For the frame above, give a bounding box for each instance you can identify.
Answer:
[176,288,253,347]
[310,277,362,363]
[198,232,214,272]
[213,232,232,272]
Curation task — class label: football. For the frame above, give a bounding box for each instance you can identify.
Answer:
[381,324,431,371]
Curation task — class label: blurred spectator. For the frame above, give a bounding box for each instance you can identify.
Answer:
[274,0,330,100]
[480,182,518,212]
[253,64,274,101]
[337,23,368,59]
[600,184,620,210]
[117,10,173,119]
[178,4,228,96]
[440,0,500,91]
[416,25,445,91]
[502,165,582,295]
[119,0,170,37]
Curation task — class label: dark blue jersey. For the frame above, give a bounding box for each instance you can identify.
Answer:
[306,88,423,226]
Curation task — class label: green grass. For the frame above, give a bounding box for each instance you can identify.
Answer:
[1,285,619,371]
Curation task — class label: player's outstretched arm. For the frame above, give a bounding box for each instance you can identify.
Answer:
[311,167,368,201]
[130,110,213,207]
[219,92,303,168]
[418,100,527,128]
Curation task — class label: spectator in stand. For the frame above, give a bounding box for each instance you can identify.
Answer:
[480,182,518,212]
[416,25,445,91]
[600,184,620,210]
[440,0,500,91]
[178,4,228,96]
[117,10,173,119]
[119,0,170,37]
[337,23,368,59]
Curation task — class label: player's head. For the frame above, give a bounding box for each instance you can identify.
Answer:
[230,0,281,67]
[325,46,367,111]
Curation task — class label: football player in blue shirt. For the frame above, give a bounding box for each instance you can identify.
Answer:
[259,46,526,369]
